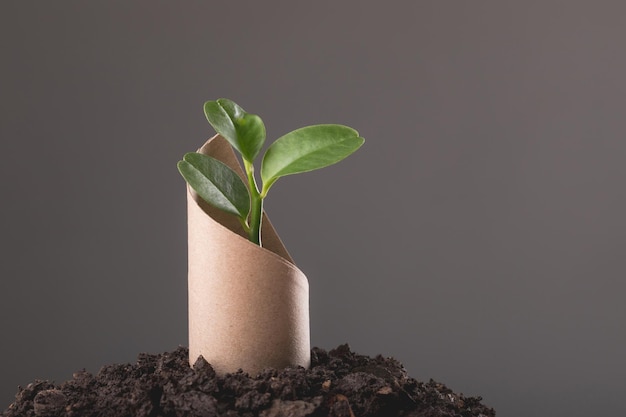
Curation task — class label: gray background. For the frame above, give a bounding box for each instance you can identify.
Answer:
[2,2,625,416]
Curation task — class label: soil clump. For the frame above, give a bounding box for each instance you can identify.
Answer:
[2,344,495,417]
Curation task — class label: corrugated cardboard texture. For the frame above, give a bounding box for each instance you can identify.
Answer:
[187,135,310,375]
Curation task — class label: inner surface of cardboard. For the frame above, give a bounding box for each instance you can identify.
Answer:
[195,135,295,264]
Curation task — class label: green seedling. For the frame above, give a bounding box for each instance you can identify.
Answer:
[178,98,364,246]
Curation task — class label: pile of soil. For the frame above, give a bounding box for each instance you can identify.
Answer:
[2,344,495,417]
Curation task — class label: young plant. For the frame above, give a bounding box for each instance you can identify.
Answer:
[178,98,364,246]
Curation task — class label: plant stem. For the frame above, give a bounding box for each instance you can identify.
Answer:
[243,159,263,246]
[249,190,263,246]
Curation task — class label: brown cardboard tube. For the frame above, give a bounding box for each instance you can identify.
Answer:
[187,134,310,375]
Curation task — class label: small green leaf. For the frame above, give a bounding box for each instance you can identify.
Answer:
[204,99,266,162]
[260,124,364,193]
[178,152,250,219]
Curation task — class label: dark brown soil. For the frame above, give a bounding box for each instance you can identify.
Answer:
[2,345,495,417]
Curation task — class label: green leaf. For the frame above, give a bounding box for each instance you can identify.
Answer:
[178,152,250,219]
[204,99,266,162]
[260,124,364,193]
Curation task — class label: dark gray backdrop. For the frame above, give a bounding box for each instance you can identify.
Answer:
[2,2,625,416]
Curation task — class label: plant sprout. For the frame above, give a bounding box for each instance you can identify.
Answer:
[178,98,364,246]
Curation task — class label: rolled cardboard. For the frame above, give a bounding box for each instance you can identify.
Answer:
[187,134,310,375]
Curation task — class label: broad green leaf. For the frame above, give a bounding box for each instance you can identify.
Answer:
[178,152,250,219]
[204,99,266,162]
[260,124,364,193]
